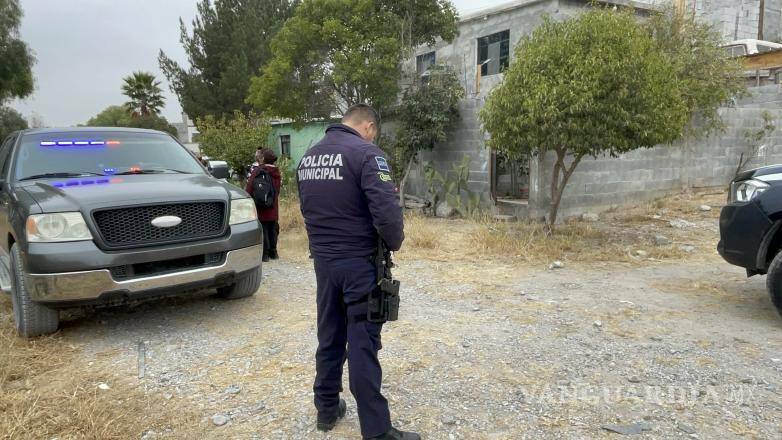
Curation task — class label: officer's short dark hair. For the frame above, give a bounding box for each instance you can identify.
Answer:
[342,104,380,127]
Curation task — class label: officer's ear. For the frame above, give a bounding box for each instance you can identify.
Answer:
[367,122,378,141]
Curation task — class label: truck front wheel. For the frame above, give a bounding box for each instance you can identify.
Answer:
[10,244,59,337]
[216,267,261,300]
[765,251,782,318]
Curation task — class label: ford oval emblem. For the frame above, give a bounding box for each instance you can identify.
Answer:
[151,215,182,228]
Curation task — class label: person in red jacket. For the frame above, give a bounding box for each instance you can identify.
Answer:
[246,149,282,261]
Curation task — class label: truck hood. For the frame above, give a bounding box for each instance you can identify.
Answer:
[735,165,782,184]
[17,174,249,214]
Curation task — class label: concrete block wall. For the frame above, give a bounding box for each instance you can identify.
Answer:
[538,86,782,220]
[405,98,493,204]
[765,0,782,41]
[686,0,782,42]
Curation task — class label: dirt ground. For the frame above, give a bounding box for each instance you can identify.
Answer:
[1,191,781,440]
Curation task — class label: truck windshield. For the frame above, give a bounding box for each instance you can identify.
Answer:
[14,131,205,181]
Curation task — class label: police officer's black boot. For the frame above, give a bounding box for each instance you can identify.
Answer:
[367,427,421,440]
[316,398,346,432]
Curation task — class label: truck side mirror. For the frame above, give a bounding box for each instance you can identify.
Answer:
[207,161,230,180]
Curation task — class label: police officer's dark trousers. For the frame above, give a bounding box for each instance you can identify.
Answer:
[313,256,392,438]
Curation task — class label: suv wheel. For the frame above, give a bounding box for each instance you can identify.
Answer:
[216,268,261,300]
[765,251,782,318]
[10,244,59,337]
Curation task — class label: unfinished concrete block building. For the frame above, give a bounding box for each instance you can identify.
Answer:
[403,0,782,220]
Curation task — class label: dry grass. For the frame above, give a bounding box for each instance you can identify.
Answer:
[466,220,620,263]
[277,197,310,262]
[402,213,442,250]
[275,189,726,267]
[0,299,199,440]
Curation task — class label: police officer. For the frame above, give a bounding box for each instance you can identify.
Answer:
[298,104,419,440]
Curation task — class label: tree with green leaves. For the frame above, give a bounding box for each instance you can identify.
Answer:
[0,106,27,140]
[0,0,34,103]
[197,111,270,177]
[159,0,298,120]
[86,105,132,127]
[392,65,464,205]
[246,0,458,122]
[480,10,693,228]
[644,5,746,136]
[85,105,178,136]
[122,72,165,116]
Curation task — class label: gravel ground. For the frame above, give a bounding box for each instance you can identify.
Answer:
[53,247,782,440]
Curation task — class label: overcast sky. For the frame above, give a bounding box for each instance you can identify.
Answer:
[9,0,510,127]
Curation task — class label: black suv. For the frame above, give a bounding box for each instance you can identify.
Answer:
[0,128,263,337]
[718,165,782,317]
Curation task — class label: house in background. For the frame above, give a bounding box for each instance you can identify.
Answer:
[173,112,201,154]
[267,120,335,170]
[402,0,782,220]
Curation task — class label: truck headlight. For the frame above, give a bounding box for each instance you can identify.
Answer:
[229,198,257,225]
[26,212,93,242]
[731,179,770,203]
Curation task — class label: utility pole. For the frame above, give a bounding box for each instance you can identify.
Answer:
[758,0,765,40]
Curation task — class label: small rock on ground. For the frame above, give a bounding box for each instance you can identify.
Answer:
[670,219,696,229]
[679,245,696,253]
[654,235,672,246]
[212,414,229,426]
[549,261,565,270]
[581,213,599,222]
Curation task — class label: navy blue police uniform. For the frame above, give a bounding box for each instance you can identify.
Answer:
[298,123,404,438]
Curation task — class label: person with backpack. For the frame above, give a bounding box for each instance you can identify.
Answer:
[246,149,282,262]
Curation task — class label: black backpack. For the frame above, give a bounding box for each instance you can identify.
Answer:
[251,167,277,209]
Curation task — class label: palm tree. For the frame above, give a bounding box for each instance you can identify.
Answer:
[121,71,165,117]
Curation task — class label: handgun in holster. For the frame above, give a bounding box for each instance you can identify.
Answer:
[367,237,400,323]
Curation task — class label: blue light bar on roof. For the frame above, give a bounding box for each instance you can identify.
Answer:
[40,140,109,148]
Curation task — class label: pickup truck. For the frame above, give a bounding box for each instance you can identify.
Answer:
[0,127,263,337]
[718,165,782,318]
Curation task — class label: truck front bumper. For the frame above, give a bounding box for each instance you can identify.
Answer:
[26,244,262,304]
[718,201,772,270]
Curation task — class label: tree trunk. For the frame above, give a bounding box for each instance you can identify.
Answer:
[546,149,584,233]
[398,155,415,207]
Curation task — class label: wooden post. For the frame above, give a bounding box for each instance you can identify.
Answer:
[758,0,765,40]
[475,65,482,95]
[674,0,685,18]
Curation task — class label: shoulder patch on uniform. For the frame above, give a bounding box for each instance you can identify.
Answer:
[378,172,393,182]
[375,156,390,172]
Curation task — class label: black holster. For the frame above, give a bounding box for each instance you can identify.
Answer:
[367,238,400,323]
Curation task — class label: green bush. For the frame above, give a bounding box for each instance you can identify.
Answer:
[197,111,271,177]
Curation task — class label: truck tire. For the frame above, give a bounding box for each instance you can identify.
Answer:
[10,244,59,337]
[216,268,261,300]
[765,251,782,318]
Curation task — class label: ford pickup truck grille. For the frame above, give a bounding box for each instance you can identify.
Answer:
[93,202,226,248]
